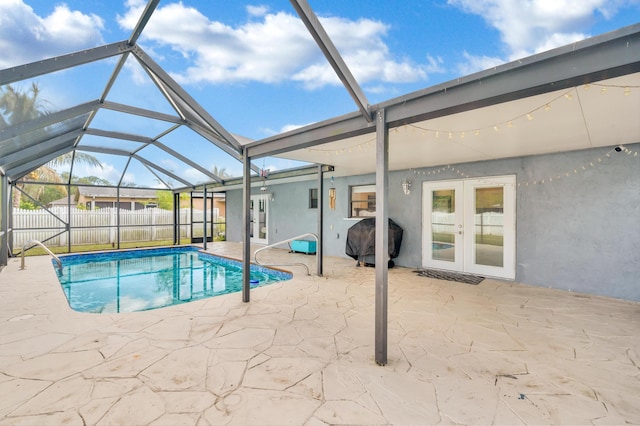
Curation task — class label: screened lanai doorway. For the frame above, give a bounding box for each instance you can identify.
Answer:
[422,176,516,279]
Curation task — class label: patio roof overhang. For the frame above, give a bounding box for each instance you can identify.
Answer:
[245,24,640,177]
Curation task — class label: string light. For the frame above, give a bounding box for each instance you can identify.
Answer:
[307,83,638,156]
[407,146,638,188]
[407,88,575,137]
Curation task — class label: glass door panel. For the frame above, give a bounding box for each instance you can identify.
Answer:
[463,176,515,279]
[422,181,464,272]
[250,195,268,244]
[432,189,456,262]
[474,187,504,267]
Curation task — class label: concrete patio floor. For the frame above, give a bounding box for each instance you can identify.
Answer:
[1,242,639,425]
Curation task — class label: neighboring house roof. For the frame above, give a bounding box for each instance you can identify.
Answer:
[48,196,72,206]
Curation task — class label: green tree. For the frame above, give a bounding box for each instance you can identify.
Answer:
[49,153,103,173]
[156,190,189,210]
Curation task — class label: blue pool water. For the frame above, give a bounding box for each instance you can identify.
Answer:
[55,246,292,313]
[433,242,454,250]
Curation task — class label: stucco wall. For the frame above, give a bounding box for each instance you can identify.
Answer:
[226,143,640,301]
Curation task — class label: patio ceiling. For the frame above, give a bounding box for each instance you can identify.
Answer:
[276,72,640,176]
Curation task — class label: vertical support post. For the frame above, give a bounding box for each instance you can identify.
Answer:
[1,175,8,266]
[242,151,251,303]
[317,164,324,276]
[190,191,194,242]
[375,108,389,366]
[8,183,13,256]
[116,187,121,249]
[66,183,71,253]
[173,192,180,244]
[203,187,208,250]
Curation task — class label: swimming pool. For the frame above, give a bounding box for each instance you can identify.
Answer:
[55,246,292,313]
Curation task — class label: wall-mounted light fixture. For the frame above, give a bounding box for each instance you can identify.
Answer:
[401,177,412,195]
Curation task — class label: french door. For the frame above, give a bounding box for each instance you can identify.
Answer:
[422,176,516,279]
[250,195,269,244]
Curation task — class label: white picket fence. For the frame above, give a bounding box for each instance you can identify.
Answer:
[12,207,220,248]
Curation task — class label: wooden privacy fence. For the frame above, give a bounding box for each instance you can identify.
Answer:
[12,207,220,248]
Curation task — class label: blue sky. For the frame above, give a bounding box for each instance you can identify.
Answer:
[2,0,639,185]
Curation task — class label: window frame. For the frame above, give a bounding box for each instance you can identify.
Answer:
[349,184,376,218]
[309,188,318,209]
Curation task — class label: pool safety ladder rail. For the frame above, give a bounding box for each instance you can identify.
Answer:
[20,240,62,271]
[254,233,319,276]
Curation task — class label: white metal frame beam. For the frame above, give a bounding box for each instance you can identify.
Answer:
[0,41,133,86]
[289,0,372,122]
[101,101,183,124]
[127,0,161,46]
[132,47,244,154]
[0,100,99,141]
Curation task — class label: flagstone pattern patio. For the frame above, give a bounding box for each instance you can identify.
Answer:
[1,242,639,425]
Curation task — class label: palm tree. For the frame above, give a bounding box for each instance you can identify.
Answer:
[1,84,102,207]
[0,82,50,128]
[211,165,231,179]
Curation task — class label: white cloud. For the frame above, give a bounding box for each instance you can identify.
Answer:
[456,51,506,75]
[121,172,137,185]
[280,123,307,133]
[425,55,446,74]
[0,0,104,68]
[183,167,208,183]
[448,0,637,61]
[117,2,431,89]
[247,5,269,17]
[72,163,121,185]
